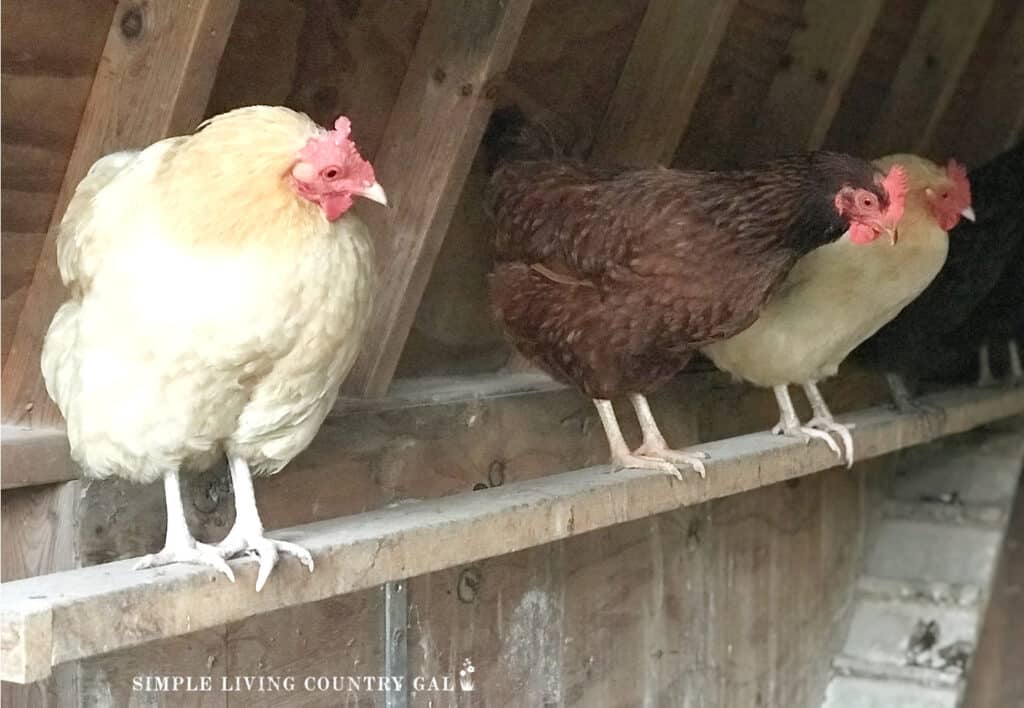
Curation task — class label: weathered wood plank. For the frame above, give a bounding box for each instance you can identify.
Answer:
[948,3,1024,165]
[591,0,738,167]
[0,371,564,490]
[745,0,885,159]
[864,0,994,156]
[1,0,240,435]
[342,0,534,398]
[0,427,76,489]
[3,384,1022,683]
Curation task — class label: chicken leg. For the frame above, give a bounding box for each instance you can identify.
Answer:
[135,470,235,581]
[628,394,708,478]
[771,385,843,462]
[217,457,315,591]
[802,381,854,467]
[593,399,696,480]
[1009,339,1023,384]
[977,342,996,386]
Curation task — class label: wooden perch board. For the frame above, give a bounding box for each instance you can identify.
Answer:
[342,0,533,398]
[865,0,994,156]
[1,0,240,435]
[745,0,884,159]
[4,384,1023,684]
[592,0,738,166]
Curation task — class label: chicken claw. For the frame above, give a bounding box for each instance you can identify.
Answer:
[217,532,314,592]
[634,443,709,479]
[610,451,687,480]
[772,419,844,460]
[806,417,854,468]
[135,540,236,583]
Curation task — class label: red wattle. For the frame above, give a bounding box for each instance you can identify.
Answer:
[848,222,877,244]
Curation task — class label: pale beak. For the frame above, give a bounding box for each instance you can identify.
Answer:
[960,206,976,222]
[356,181,388,206]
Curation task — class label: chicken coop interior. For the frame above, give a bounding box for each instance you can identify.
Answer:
[2,0,1024,707]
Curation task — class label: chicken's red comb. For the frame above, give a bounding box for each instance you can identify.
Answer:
[946,158,971,207]
[881,164,908,224]
[296,115,375,187]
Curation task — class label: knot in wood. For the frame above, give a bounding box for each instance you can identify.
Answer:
[120,6,144,40]
[457,566,482,603]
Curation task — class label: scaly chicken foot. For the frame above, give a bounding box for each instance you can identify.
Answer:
[593,399,701,480]
[977,342,997,387]
[629,394,709,478]
[802,381,855,467]
[218,457,315,591]
[771,385,844,462]
[135,470,236,582]
[1009,340,1023,384]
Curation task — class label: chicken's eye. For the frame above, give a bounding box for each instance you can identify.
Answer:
[322,167,341,180]
[940,191,950,200]
[861,197,874,207]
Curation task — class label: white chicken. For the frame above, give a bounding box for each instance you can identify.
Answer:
[41,106,387,590]
[702,155,973,466]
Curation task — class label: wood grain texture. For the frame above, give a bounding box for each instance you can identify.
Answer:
[0,0,115,364]
[396,0,649,378]
[863,0,995,156]
[341,0,534,397]
[1,0,240,434]
[744,0,885,159]
[406,467,863,707]
[674,0,808,170]
[963,476,1024,708]
[5,383,1024,684]
[591,0,739,166]
[1,427,77,489]
[933,0,1024,166]
[823,0,929,155]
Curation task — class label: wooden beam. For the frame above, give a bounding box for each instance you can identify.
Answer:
[864,0,994,157]
[3,385,1022,684]
[745,0,884,160]
[342,0,533,398]
[0,428,76,490]
[591,0,738,166]
[949,4,1024,165]
[1,0,240,435]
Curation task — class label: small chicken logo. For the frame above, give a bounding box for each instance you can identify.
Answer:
[458,658,476,692]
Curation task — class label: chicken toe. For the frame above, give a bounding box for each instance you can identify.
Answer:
[628,393,709,478]
[771,385,844,461]
[222,456,315,591]
[771,421,843,459]
[805,417,854,468]
[217,532,314,592]
[136,470,235,582]
[135,541,236,582]
[610,451,686,480]
[633,444,708,478]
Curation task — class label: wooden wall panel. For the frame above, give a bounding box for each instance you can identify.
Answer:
[824,0,930,155]
[395,0,650,378]
[928,0,1024,166]
[674,0,807,170]
[0,0,114,363]
[406,466,866,707]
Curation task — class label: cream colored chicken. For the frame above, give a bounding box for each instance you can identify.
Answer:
[42,106,387,590]
[702,155,973,466]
